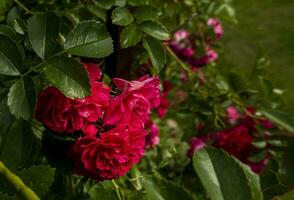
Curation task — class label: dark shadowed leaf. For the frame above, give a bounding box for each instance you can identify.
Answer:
[115,0,126,7]
[43,56,90,98]
[64,20,113,58]
[134,6,159,23]
[143,37,165,74]
[96,0,115,9]
[0,34,22,76]
[88,182,117,200]
[0,25,18,41]
[111,6,134,26]
[0,120,37,170]
[87,5,107,22]
[17,165,55,198]
[126,0,148,6]
[120,24,142,48]
[142,177,194,200]
[7,77,36,120]
[140,21,170,40]
[273,190,294,200]
[27,12,60,59]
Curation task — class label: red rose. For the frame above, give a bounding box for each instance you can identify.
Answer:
[35,64,110,134]
[112,75,161,108]
[103,76,160,128]
[213,125,254,161]
[71,126,146,180]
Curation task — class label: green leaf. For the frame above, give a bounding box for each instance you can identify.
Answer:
[95,0,115,9]
[64,20,113,58]
[43,56,90,98]
[140,21,170,40]
[0,192,18,200]
[273,190,294,200]
[143,37,165,73]
[193,148,262,200]
[17,165,55,198]
[115,0,126,7]
[0,25,18,41]
[7,77,36,120]
[120,24,142,48]
[126,0,148,6]
[88,182,117,200]
[87,5,107,22]
[260,108,294,133]
[0,0,12,20]
[142,177,194,200]
[111,7,134,26]
[0,120,37,170]
[27,12,60,59]
[10,19,26,35]
[134,6,159,23]
[0,34,22,76]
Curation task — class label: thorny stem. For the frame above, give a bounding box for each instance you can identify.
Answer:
[14,0,40,15]
[0,161,40,200]
[165,45,193,74]
[21,51,66,78]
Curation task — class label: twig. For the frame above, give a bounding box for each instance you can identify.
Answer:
[14,0,40,15]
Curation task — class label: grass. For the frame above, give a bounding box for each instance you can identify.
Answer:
[220,0,294,109]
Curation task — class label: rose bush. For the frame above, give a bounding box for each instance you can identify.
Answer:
[0,0,293,200]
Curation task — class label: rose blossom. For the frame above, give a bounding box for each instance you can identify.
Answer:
[71,126,146,180]
[188,137,206,158]
[103,76,160,128]
[213,125,254,161]
[226,106,241,125]
[207,18,224,39]
[35,64,110,134]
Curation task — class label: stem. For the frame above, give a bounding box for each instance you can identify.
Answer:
[21,50,66,78]
[0,161,40,200]
[111,180,122,200]
[14,0,39,15]
[165,45,194,75]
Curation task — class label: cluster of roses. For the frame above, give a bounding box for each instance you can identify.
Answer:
[35,63,161,180]
[189,106,275,174]
[169,18,223,70]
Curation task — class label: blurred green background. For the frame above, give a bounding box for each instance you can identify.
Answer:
[220,0,294,109]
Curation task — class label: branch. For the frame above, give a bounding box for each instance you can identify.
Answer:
[0,161,40,200]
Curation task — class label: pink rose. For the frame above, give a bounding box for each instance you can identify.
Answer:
[103,76,160,128]
[206,48,218,62]
[226,106,241,124]
[71,126,146,180]
[170,30,191,53]
[207,18,224,39]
